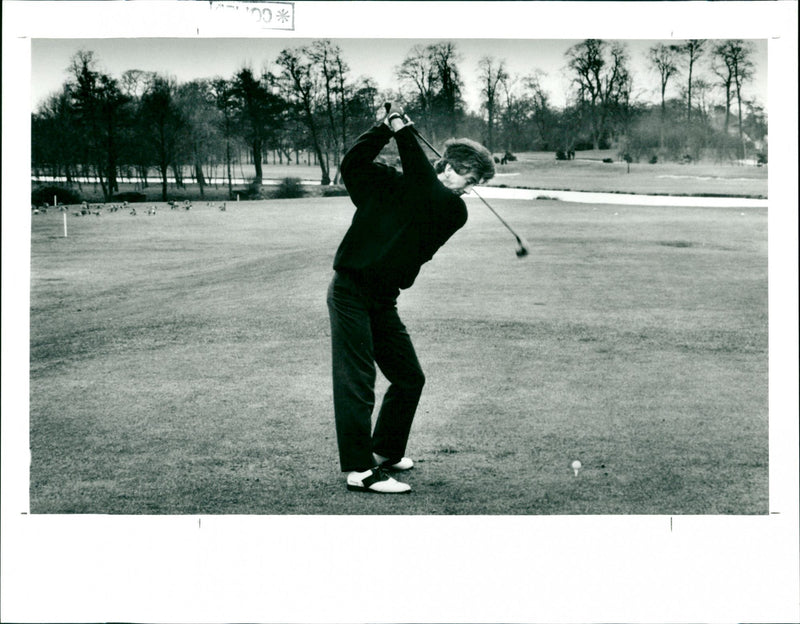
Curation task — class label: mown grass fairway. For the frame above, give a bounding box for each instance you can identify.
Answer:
[29,197,768,514]
[486,152,768,198]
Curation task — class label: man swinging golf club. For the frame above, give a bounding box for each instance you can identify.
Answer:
[327,104,495,493]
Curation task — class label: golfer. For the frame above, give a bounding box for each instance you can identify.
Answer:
[327,106,495,493]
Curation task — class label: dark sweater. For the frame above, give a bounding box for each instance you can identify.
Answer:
[334,123,468,296]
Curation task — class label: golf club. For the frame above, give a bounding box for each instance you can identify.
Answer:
[384,103,530,258]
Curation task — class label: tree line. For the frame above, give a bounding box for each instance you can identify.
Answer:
[476,39,765,163]
[32,39,767,201]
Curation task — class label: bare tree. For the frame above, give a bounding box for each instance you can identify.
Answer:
[120,69,155,100]
[682,40,706,123]
[232,67,282,184]
[565,39,631,150]
[690,78,713,123]
[478,56,508,153]
[210,78,237,197]
[309,40,350,183]
[396,44,439,137]
[68,50,130,198]
[497,74,527,152]
[335,51,350,168]
[32,86,81,184]
[429,42,464,137]
[140,75,184,201]
[276,48,331,185]
[649,43,681,149]
[712,39,754,158]
[176,80,223,198]
[396,42,464,140]
[524,70,556,151]
[118,69,157,187]
[742,100,767,146]
[347,76,381,138]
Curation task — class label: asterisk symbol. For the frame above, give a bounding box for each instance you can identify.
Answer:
[277,9,290,23]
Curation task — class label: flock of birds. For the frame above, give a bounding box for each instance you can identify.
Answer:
[32,200,228,217]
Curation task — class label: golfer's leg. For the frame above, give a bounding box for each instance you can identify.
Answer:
[327,274,378,472]
[371,306,425,462]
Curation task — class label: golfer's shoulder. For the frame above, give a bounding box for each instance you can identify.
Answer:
[438,190,468,226]
[341,157,398,192]
[341,126,392,166]
[454,196,468,225]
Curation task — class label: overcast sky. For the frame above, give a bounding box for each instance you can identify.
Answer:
[31,37,768,115]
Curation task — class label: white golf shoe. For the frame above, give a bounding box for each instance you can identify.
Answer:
[346,467,411,494]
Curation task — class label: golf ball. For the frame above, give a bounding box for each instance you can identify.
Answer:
[571,460,582,470]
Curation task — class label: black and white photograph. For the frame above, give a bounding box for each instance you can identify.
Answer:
[2,1,798,622]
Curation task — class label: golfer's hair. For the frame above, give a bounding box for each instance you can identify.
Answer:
[434,138,495,182]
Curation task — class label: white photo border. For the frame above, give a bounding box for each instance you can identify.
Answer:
[3,2,798,623]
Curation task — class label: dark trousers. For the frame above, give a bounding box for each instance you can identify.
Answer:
[327,272,425,472]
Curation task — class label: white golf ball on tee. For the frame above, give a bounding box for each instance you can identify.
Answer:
[571,460,582,476]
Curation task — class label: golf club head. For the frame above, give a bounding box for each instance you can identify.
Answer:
[515,239,530,258]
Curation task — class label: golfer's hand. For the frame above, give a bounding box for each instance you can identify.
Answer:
[387,111,414,133]
[377,104,391,126]
[377,103,404,125]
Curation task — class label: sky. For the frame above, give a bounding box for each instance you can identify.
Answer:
[30,37,768,115]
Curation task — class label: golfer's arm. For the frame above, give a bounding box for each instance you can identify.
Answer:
[394,127,438,187]
[340,124,393,189]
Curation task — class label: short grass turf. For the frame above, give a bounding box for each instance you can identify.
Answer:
[29,198,768,514]
[485,151,768,198]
